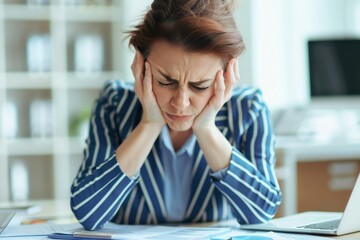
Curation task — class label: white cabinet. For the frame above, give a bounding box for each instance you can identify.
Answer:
[0,0,133,201]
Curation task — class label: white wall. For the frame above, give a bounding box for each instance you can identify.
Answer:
[235,0,360,110]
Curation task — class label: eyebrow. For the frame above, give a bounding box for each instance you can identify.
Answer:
[158,70,212,85]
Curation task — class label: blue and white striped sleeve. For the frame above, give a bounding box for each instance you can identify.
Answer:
[213,88,282,224]
[70,80,139,230]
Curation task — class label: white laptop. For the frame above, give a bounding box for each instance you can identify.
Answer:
[0,212,15,234]
[240,173,360,236]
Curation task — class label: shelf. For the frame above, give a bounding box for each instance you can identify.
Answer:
[66,21,113,72]
[3,4,51,21]
[5,72,51,89]
[5,137,88,156]
[2,4,117,22]
[64,5,117,22]
[66,71,117,89]
[4,20,50,72]
[9,155,54,200]
[6,137,53,156]
[0,0,130,201]
[3,72,116,89]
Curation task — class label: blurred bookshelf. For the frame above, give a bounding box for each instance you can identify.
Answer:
[0,0,128,202]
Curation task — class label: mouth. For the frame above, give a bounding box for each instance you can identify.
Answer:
[165,113,192,121]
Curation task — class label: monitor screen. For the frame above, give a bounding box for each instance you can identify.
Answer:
[308,39,360,97]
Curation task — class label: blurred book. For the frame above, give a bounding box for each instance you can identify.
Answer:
[10,160,29,202]
[26,34,51,73]
[1,101,18,138]
[30,99,52,138]
[74,34,104,75]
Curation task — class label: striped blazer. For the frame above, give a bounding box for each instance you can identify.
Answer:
[70,79,282,230]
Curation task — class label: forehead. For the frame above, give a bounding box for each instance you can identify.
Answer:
[147,40,223,78]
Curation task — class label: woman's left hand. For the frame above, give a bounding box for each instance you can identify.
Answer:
[192,58,239,130]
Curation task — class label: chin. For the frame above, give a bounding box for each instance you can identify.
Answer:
[166,121,193,132]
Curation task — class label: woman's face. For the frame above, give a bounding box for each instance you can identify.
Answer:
[147,40,223,132]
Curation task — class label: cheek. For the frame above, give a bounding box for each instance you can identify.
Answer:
[152,83,171,107]
[192,92,213,112]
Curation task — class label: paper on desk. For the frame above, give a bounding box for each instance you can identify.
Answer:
[0,222,230,239]
[2,221,333,240]
[0,223,82,238]
[278,232,334,240]
[216,229,334,240]
[74,223,231,239]
[211,219,334,240]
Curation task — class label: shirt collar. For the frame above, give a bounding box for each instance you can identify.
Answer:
[160,125,196,156]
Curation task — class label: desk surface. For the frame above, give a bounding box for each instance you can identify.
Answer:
[1,200,360,239]
[1,199,75,226]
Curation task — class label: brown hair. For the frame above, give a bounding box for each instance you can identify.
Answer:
[127,0,245,62]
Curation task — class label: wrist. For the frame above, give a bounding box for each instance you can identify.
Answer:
[193,124,232,172]
[192,123,216,135]
[139,119,165,134]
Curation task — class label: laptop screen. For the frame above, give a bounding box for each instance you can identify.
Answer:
[308,39,360,97]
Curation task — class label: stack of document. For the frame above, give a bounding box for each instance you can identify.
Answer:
[0,221,336,239]
[0,222,230,239]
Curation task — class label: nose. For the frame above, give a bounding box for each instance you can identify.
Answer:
[171,88,190,110]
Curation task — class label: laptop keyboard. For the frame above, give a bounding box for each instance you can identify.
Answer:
[300,219,341,230]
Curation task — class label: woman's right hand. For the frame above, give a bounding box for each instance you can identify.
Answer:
[131,51,166,127]
[114,52,166,177]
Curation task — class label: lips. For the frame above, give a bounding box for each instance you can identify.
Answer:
[165,113,192,121]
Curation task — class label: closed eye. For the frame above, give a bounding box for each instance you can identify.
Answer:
[157,79,177,87]
[190,79,212,92]
[157,80,173,86]
[157,69,212,92]
[191,85,209,92]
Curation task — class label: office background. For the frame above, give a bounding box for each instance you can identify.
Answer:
[0,0,359,217]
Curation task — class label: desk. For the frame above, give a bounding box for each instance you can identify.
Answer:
[276,136,360,216]
[1,199,74,226]
[1,200,360,239]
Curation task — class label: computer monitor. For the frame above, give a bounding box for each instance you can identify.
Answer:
[308,39,360,97]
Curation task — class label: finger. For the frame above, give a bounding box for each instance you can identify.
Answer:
[131,51,137,71]
[208,70,226,110]
[131,50,140,75]
[143,62,153,97]
[223,59,236,99]
[216,69,225,94]
[234,59,240,84]
[133,51,145,80]
[133,51,145,97]
[224,59,234,87]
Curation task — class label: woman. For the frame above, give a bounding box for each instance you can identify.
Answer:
[70,0,282,230]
